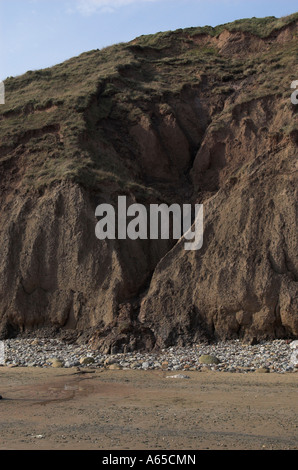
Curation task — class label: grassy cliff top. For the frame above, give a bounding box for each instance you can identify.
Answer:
[0,13,297,191]
[136,12,298,45]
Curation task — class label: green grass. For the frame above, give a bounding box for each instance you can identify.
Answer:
[182,12,298,38]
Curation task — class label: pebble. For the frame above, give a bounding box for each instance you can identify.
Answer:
[50,358,64,369]
[166,374,190,379]
[199,354,220,365]
[79,357,95,365]
[255,367,270,374]
[108,364,122,370]
[1,338,297,373]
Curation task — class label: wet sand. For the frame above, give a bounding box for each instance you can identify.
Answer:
[0,367,297,450]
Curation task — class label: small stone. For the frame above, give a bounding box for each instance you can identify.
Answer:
[255,367,270,373]
[64,361,80,368]
[121,362,130,368]
[199,355,220,365]
[50,359,64,368]
[108,364,122,370]
[166,374,190,379]
[104,358,117,366]
[79,357,95,366]
[239,367,252,372]
[200,365,211,372]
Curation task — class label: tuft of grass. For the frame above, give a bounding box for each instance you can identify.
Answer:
[182,12,298,38]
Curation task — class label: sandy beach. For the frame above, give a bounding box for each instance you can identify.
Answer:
[0,367,297,450]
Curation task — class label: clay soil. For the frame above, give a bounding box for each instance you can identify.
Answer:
[0,367,297,450]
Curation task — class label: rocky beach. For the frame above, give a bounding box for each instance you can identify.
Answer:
[2,338,298,374]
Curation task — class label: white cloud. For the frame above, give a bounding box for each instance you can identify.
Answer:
[76,0,160,15]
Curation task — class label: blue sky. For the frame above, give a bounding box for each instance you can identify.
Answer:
[0,0,297,80]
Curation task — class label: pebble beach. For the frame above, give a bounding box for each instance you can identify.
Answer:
[2,338,298,373]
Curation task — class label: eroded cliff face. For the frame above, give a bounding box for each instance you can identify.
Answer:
[140,110,298,346]
[0,183,172,346]
[0,15,297,350]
